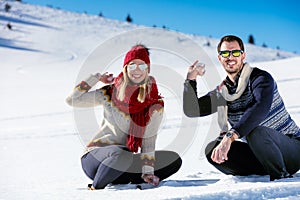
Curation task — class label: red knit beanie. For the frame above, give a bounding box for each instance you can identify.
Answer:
[123,45,150,72]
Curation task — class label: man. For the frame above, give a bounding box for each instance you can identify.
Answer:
[183,35,300,181]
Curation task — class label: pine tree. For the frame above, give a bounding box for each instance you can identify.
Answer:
[262,43,268,48]
[7,23,12,30]
[248,34,255,44]
[5,3,11,12]
[126,14,132,23]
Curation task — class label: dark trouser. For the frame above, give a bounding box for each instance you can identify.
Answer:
[205,126,300,180]
[81,145,182,189]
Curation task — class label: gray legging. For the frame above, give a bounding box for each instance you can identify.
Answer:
[81,145,182,189]
[205,126,300,181]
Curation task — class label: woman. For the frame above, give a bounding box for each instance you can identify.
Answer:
[66,44,182,190]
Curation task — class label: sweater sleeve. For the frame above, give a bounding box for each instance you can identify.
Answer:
[183,79,225,117]
[140,107,164,175]
[65,74,107,107]
[231,70,274,137]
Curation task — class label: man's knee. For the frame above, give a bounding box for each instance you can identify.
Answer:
[205,140,219,162]
[246,126,271,143]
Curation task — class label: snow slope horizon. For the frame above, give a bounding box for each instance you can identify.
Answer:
[1,1,300,200]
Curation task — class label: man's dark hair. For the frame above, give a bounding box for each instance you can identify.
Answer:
[217,35,245,52]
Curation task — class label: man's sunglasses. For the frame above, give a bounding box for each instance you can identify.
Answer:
[127,63,148,71]
[219,50,244,58]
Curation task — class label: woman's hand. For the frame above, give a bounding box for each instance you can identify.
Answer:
[142,174,160,186]
[186,60,206,80]
[95,72,114,84]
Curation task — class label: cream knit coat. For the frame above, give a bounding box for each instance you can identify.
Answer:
[66,74,164,174]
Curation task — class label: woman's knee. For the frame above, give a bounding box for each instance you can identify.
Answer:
[171,151,182,169]
[158,151,181,163]
[81,153,98,180]
[92,145,131,160]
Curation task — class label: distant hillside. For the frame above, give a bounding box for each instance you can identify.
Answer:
[0,0,298,65]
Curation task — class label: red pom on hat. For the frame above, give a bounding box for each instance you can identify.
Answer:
[123,45,150,71]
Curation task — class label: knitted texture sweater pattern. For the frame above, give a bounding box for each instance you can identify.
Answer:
[183,67,300,138]
[226,69,300,138]
[66,74,164,174]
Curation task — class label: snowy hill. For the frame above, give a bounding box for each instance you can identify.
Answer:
[1,1,300,199]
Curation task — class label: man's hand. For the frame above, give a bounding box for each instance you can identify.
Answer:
[142,174,160,186]
[186,60,206,80]
[211,132,238,164]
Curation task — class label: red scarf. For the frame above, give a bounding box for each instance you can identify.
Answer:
[111,73,164,152]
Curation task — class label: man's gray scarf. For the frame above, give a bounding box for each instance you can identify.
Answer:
[217,63,253,133]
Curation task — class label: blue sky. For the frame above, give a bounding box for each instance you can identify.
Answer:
[24,0,300,54]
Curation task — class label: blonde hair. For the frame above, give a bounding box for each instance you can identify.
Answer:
[117,66,150,103]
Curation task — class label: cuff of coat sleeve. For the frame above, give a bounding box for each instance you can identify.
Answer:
[230,128,240,138]
[85,74,99,87]
[142,165,154,175]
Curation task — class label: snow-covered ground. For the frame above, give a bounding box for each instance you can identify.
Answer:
[1,1,300,199]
